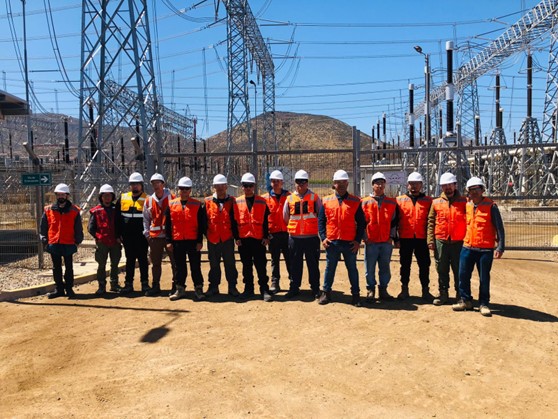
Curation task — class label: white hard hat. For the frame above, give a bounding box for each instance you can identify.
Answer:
[407,172,424,183]
[212,174,228,185]
[178,177,193,188]
[54,183,70,194]
[294,169,309,180]
[129,172,144,183]
[466,176,485,190]
[371,172,386,183]
[269,170,284,180]
[439,172,457,185]
[241,173,256,184]
[333,169,349,181]
[150,173,165,183]
[99,184,114,194]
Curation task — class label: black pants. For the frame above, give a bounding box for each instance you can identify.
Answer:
[207,239,238,287]
[238,238,269,292]
[269,232,291,283]
[122,234,149,287]
[288,236,321,293]
[173,240,203,289]
[399,238,431,288]
[51,253,74,292]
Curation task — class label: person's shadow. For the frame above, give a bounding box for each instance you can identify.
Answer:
[489,303,558,322]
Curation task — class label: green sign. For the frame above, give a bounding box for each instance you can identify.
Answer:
[21,172,52,186]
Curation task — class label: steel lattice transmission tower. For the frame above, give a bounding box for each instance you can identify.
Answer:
[456,41,482,146]
[77,0,162,207]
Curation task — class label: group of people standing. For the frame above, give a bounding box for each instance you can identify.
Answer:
[39,168,505,316]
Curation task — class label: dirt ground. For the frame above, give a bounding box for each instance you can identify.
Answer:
[1,250,557,418]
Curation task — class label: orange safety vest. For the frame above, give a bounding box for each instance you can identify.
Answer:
[361,195,397,243]
[235,195,267,239]
[205,196,235,244]
[168,198,201,241]
[45,204,80,245]
[90,205,117,246]
[146,193,174,238]
[464,197,497,249]
[262,191,290,234]
[432,196,467,241]
[287,192,319,236]
[322,194,361,241]
[396,194,432,239]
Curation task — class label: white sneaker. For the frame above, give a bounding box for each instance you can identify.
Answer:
[479,305,492,317]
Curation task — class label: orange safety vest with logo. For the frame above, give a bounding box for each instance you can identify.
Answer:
[464,197,497,249]
[361,195,397,243]
[322,194,361,241]
[396,194,432,239]
[433,196,467,241]
[262,191,290,234]
[287,192,319,236]
[90,205,117,246]
[146,193,174,238]
[235,195,267,239]
[205,196,235,244]
[45,204,80,245]
[120,192,147,219]
[168,198,201,241]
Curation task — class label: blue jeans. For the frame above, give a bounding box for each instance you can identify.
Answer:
[458,247,494,306]
[365,242,393,289]
[322,240,360,296]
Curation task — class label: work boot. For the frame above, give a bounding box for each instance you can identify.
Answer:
[47,289,65,299]
[269,280,280,294]
[433,290,449,306]
[284,288,300,299]
[241,286,255,299]
[168,283,176,297]
[397,285,409,300]
[479,305,492,317]
[262,291,273,302]
[66,288,76,299]
[141,283,151,294]
[109,281,121,293]
[205,286,220,297]
[351,295,362,307]
[311,288,321,300]
[378,286,394,301]
[145,283,161,296]
[318,291,331,305]
[194,286,206,301]
[119,283,134,294]
[421,287,434,302]
[365,288,375,303]
[95,283,106,296]
[228,285,240,297]
[169,285,186,301]
[452,299,474,311]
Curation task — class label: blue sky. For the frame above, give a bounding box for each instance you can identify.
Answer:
[0,0,550,142]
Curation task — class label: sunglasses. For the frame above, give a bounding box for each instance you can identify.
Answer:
[295,179,308,185]
[242,183,255,188]
[178,187,192,191]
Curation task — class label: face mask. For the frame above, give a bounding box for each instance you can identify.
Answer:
[57,198,67,205]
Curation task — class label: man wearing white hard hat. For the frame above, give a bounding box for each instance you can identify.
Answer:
[318,170,366,307]
[88,184,122,295]
[395,171,434,301]
[116,172,149,294]
[165,176,207,301]
[40,183,83,299]
[204,174,240,298]
[142,173,176,296]
[234,173,273,302]
[283,169,322,299]
[427,172,467,306]
[452,177,505,317]
[262,170,291,294]
[361,172,399,303]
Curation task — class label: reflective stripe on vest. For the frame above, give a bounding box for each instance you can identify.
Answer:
[120,192,146,218]
[236,196,267,239]
[205,196,235,244]
[433,196,467,241]
[168,198,201,241]
[45,204,80,245]
[362,196,396,243]
[323,194,361,241]
[464,198,497,249]
[262,191,290,233]
[287,193,318,236]
[396,195,432,239]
